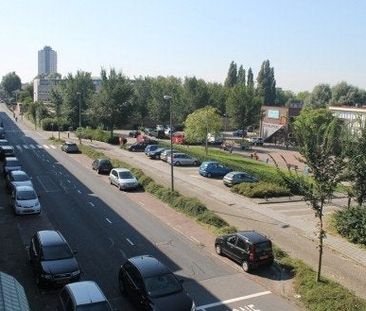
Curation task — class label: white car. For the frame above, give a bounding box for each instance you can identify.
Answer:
[109,168,139,190]
[11,185,41,215]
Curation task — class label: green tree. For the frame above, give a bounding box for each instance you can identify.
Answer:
[185,106,221,156]
[331,82,366,106]
[224,61,238,88]
[247,67,254,89]
[237,65,246,85]
[50,86,64,139]
[92,68,134,137]
[226,85,260,134]
[256,60,276,104]
[296,90,311,103]
[276,88,295,106]
[183,77,210,112]
[26,101,47,129]
[207,82,227,115]
[18,83,33,103]
[1,72,21,97]
[304,84,331,108]
[61,71,95,128]
[273,108,347,282]
[132,76,152,126]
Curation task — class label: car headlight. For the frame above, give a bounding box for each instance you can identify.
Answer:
[71,270,80,276]
[191,301,196,311]
[35,201,40,207]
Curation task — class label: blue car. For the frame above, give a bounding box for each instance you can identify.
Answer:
[199,161,232,178]
[144,144,159,155]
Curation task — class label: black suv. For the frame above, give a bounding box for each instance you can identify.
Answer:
[92,159,113,174]
[128,142,149,152]
[29,230,80,287]
[215,231,274,272]
[118,255,195,311]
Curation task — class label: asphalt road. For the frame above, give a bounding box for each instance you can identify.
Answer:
[0,110,298,311]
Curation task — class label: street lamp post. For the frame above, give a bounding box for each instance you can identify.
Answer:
[76,92,81,128]
[164,95,174,191]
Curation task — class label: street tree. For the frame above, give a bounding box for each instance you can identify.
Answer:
[50,86,64,139]
[18,83,33,104]
[207,82,227,115]
[226,85,260,135]
[27,101,47,129]
[1,72,21,97]
[183,77,210,112]
[237,65,246,85]
[224,61,238,88]
[304,84,331,108]
[272,108,347,282]
[331,82,366,106]
[92,68,134,137]
[61,71,95,128]
[247,68,254,89]
[256,60,276,104]
[185,106,221,156]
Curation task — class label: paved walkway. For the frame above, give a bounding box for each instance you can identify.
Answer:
[10,112,366,299]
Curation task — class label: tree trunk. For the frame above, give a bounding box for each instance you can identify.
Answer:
[205,126,208,156]
[316,201,324,282]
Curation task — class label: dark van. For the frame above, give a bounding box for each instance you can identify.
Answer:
[215,231,274,272]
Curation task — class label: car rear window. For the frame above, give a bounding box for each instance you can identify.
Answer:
[254,241,272,254]
[144,273,182,298]
[42,244,73,261]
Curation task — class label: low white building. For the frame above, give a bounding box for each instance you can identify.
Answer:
[329,105,366,128]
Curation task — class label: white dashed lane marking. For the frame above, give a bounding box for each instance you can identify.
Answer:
[106,218,112,224]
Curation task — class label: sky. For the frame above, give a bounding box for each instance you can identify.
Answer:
[0,0,365,92]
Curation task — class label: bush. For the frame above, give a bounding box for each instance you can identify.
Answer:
[75,127,120,144]
[215,226,237,235]
[197,211,229,227]
[42,118,70,131]
[107,136,120,145]
[231,181,291,198]
[333,207,366,246]
[181,198,207,217]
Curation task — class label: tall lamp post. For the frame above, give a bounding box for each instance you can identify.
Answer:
[164,95,174,191]
[76,92,81,128]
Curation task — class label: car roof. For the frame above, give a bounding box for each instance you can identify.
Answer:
[1,145,14,150]
[5,157,18,161]
[128,255,170,278]
[113,168,130,173]
[65,281,107,305]
[15,185,34,192]
[37,230,65,246]
[236,231,270,244]
[65,141,76,145]
[10,170,28,176]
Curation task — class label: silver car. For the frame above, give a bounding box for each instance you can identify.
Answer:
[167,153,200,166]
[160,149,178,162]
[11,185,41,215]
[3,157,21,177]
[109,168,139,190]
[6,170,33,193]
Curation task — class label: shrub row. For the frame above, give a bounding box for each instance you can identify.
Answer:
[231,181,291,198]
[75,127,120,144]
[42,117,70,131]
[78,144,236,234]
[333,207,366,246]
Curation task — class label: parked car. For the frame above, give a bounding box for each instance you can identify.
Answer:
[199,161,232,178]
[6,170,33,193]
[0,126,5,139]
[144,144,159,155]
[232,129,247,137]
[0,139,9,146]
[3,157,21,177]
[147,147,167,159]
[29,230,80,287]
[118,255,195,311]
[247,137,264,146]
[11,185,41,215]
[167,153,200,166]
[129,130,141,138]
[61,142,79,153]
[92,159,113,174]
[223,171,258,187]
[0,145,15,161]
[207,133,224,145]
[160,149,178,162]
[150,129,165,139]
[109,168,139,190]
[215,231,274,272]
[143,128,155,136]
[58,281,112,311]
[128,142,149,152]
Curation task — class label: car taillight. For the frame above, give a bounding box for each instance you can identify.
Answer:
[249,245,255,261]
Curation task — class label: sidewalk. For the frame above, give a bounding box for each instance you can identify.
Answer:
[11,112,366,299]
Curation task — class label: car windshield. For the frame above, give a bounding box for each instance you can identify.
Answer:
[42,244,73,260]
[77,302,111,311]
[13,174,30,182]
[144,273,182,298]
[7,160,20,166]
[100,160,111,166]
[67,144,77,147]
[255,241,272,254]
[119,171,133,179]
[17,190,36,200]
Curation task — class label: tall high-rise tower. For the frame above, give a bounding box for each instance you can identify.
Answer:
[38,46,57,76]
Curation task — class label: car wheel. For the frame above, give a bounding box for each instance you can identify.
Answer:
[242,261,250,272]
[109,178,113,185]
[119,278,125,294]
[119,184,123,191]
[207,173,212,178]
[175,161,181,166]
[97,169,100,174]
[131,148,135,152]
[193,161,199,166]
[215,244,222,255]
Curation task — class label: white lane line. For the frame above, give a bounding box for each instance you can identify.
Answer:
[50,145,56,149]
[23,144,29,149]
[138,201,145,206]
[29,144,36,149]
[119,249,127,258]
[46,159,50,163]
[190,236,200,244]
[106,218,112,224]
[126,238,135,246]
[37,144,43,149]
[67,179,71,183]
[52,165,56,168]
[16,145,22,151]
[43,145,50,149]
[89,202,95,207]
[59,172,63,175]
[196,291,272,310]
[77,190,81,194]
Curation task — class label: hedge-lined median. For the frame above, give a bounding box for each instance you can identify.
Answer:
[78,144,236,235]
[231,181,291,198]
[75,127,120,145]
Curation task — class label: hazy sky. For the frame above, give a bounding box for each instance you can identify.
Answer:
[0,0,365,92]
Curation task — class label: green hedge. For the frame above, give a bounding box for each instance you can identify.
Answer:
[75,127,120,145]
[42,117,70,131]
[231,181,291,198]
[333,207,366,246]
